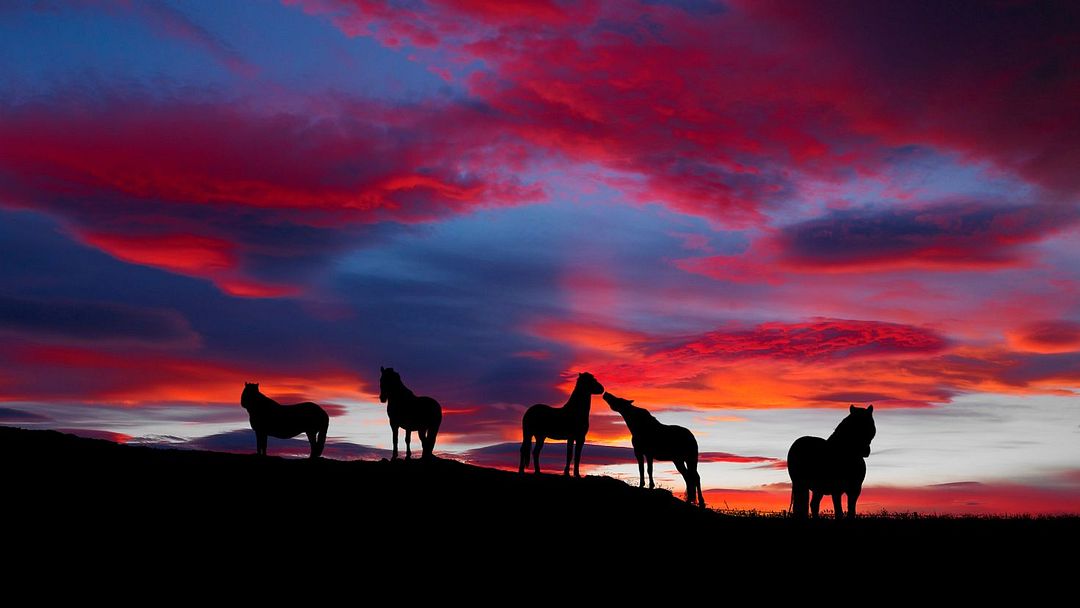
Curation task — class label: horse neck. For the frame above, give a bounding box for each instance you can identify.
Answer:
[563,385,593,414]
[826,424,861,455]
[622,406,655,435]
[387,385,416,405]
[243,390,277,411]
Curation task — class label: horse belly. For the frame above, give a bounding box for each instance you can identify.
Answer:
[653,427,694,461]
[261,407,324,439]
[525,405,582,440]
[787,436,827,484]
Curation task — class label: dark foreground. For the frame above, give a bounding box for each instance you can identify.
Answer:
[3,426,1076,586]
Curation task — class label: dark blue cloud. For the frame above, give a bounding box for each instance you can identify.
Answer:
[779,201,1077,269]
[178,428,389,460]
[0,407,50,423]
[0,294,198,347]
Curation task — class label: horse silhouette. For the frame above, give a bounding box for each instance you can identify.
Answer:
[379,366,442,460]
[240,382,329,459]
[519,372,605,477]
[603,392,705,507]
[787,404,876,519]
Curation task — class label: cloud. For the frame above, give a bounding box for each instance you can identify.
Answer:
[0,337,366,406]
[649,319,947,362]
[0,94,542,296]
[121,1,258,77]
[299,0,1080,231]
[777,201,1079,271]
[704,472,1080,515]
[1008,320,1080,354]
[56,428,133,443]
[462,441,777,470]
[0,295,200,348]
[740,0,1080,194]
[178,428,389,460]
[532,317,1080,409]
[0,407,50,423]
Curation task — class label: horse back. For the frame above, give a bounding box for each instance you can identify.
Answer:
[522,403,585,440]
[389,395,441,431]
[254,401,328,438]
[788,436,866,492]
[638,423,697,461]
[787,435,826,478]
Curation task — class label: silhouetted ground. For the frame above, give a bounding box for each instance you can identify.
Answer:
[3,426,1076,587]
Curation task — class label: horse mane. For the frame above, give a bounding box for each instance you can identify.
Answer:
[381,370,416,400]
[828,409,874,450]
[626,405,660,429]
[241,385,279,410]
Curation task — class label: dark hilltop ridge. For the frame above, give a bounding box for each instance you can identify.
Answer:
[3,426,1077,578]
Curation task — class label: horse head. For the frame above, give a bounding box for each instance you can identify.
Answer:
[241,382,260,410]
[838,404,876,457]
[602,391,633,413]
[577,372,605,395]
[379,366,401,403]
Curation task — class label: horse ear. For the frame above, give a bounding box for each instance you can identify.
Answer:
[850,404,856,413]
[578,372,583,377]
[867,404,874,413]
[381,366,385,372]
[628,399,635,404]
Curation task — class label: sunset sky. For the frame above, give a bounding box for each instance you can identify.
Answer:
[2,0,1079,514]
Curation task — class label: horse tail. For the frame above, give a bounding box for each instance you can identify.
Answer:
[519,416,532,474]
[315,421,327,459]
[425,406,442,459]
[688,440,705,508]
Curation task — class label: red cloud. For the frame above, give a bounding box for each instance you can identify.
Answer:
[460,441,776,470]
[0,340,365,406]
[706,478,1080,515]
[0,98,537,214]
[1008,320,1080,354]
[0,96,542,295]
[654,319,947,362]
[533,318,1080,409]
[78,232,236,275]
[300,0,1080,234]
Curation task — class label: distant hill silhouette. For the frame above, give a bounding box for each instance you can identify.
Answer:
[2,426,1075,583]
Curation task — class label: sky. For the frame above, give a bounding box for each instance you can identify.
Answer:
[1,0,1079,514]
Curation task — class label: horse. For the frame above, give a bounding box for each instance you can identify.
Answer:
[603,392,705,507]
[787,404,876,519]
[379,366,442,460]
[240,382,329,459]
[518,372,605,477]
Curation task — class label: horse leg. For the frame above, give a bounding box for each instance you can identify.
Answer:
[391,425,399,460]
[405,429,412,460]
[573,437,584,478]
[846,487,860,520]
[316,424,327,458]
[564,440,573,476]
[635,451,645,487]
[647,456,655,489]
[532,436,546,474]
[519,432,532,474]
[689,453,705,508]
[256,431,267,456]
[695,471,706,508]
[791,484,809,519]
[424,418,440,459]
[418,428,429,459]
[810,491,823,518]
[306,430,318,459]
[832,493,844,520]
[673,459,692,503]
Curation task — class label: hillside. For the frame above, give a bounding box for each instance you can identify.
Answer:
[3,426,1076,580]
